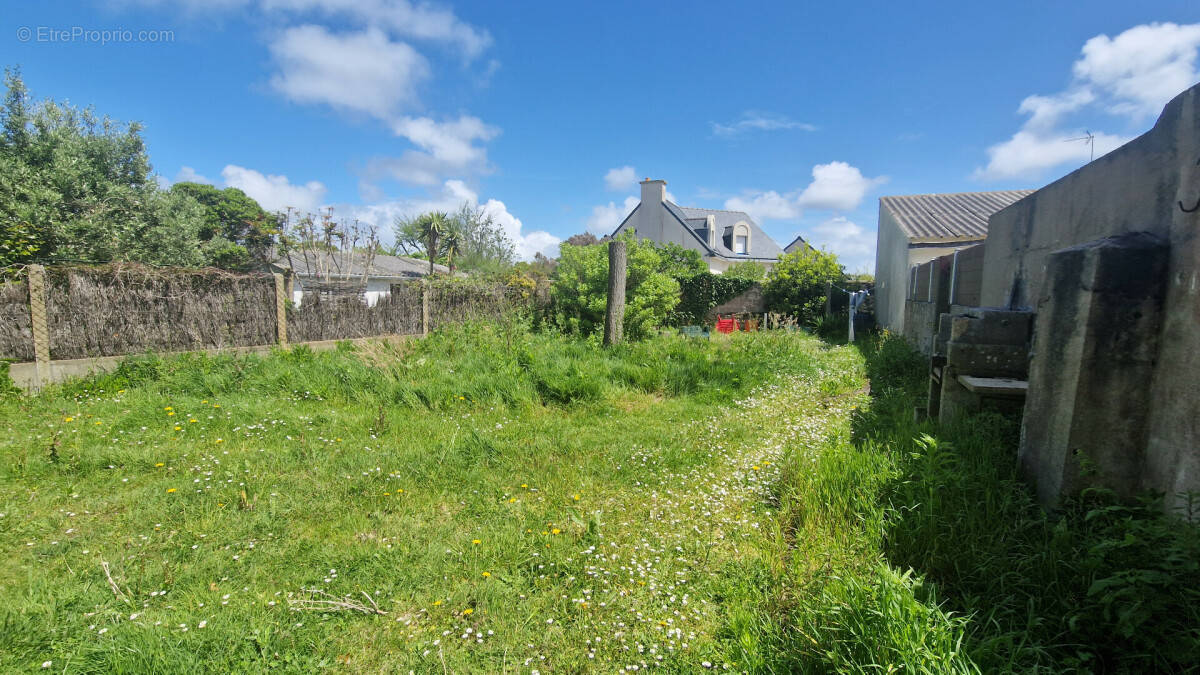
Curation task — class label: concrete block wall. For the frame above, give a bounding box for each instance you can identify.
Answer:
[975,84,1200,511]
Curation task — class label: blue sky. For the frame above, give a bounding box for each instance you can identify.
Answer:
[4,1,1200,271]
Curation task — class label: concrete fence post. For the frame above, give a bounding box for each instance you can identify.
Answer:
[421,281,431,336]
[603,240,627,347]
[273,273,288,346]
[27,264,50,391]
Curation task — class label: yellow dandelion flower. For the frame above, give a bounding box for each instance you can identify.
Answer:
[167,488,177,493]
[573,494,580,501]
[471,539,481,545]
[462,608,473,615]
[167,412,175,416]
[432,600,442,606]
[508,497,517,503]
[63,417,74,422]
[94,421,102,425]
[164,406,173,411]
[215,439,224,444]
[217,503,225,507]
[174,426,182,431]
[383,492,391,496]
[752,465,760,471]
[520,484,528,488]
[481,571,491,577]
[551,528,561,535]
[396,488,403,493]
[213,404,220,408]
[189,419,197,424]
[155,462,164,467]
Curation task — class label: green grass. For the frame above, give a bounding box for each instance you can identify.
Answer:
[5,322,1193,673]
[0,322,872,673]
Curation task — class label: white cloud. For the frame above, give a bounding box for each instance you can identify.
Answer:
[261,0,493,60]
[711,112,816,137]
[221,165,328,213]
[174,166,214,185]
[482,198,560,260]
[358,115,499,189]
[796,161,887,211]
[724,190,799,224]
[604,166,637,192]
[124,0,492,59]
[268,25,428,119]
[1075,22,1200,119]
[975,22,1200,181]
[974,129,1130,181]
[391,115,498,166]
[344,180,558,261]
[586,196,639,235]
[804,216,876,274]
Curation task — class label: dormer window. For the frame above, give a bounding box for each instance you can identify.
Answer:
[733,223,750,255]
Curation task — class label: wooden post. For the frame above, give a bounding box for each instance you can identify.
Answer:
[27,264,50,391]
[421,281,431,336]
[273,273,288,346]
[603,240,627,346]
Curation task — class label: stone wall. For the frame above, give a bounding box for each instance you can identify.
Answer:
[708,285,765,321]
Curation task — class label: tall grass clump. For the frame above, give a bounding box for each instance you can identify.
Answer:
[853,331,1200,672]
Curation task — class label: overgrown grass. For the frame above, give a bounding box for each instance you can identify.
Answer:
[0,321,869,673]
[752,329,1200,673]
[5,323,1194,672]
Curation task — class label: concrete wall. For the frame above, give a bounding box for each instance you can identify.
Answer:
[981,84,1200,510]
[874,203,980,332]
[874,207,909,331]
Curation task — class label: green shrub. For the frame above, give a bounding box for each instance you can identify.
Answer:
[550,232,681,339]
[764,247,843,325]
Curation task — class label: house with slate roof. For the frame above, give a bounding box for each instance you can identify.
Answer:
[874,190,1033,332]
[272,250,450,306]
[611,179,784,273]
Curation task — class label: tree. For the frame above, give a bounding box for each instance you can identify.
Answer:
[550,232,680,340]
[395,211,450,276]
[171,182,276,268]
[653,241,707,279]
[563,232,599,247]
[763,247,844,325]
[723,261,767,282]
[447,203,514,275]
[0,67,211,267]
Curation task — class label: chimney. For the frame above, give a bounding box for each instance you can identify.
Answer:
[640,178,666,208]
[705,214,716,248]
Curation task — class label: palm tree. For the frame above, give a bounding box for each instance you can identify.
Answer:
[442,224,463,275]
[395,211,450,276]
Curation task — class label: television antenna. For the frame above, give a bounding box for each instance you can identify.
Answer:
[1065,131,1095,162]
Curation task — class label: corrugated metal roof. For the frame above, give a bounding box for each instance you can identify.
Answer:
[879,190,1033,242]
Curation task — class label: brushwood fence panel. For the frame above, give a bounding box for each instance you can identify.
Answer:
[43,265,277,360]
[287,284,423,343]
[0,277,34,362]
[429,282,524,330]
[2,265,542,365]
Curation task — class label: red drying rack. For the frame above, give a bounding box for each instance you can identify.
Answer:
[715,317,738,334]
